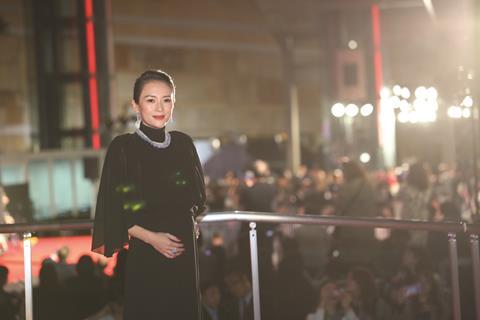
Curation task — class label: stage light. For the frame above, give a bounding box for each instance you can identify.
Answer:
[348,40,358,50]
[274,133,285,144]
[462,108,471,118]
[331,103,346,118]
[408,112,419,124]
[211,138,221,149]
[426,87,438,100]
[415,86,427,99]
[397,111,409,123]
[345,104,359,117]
[360,104,374,117]
[380,87,391,99]
[360,152,371,163]
[447,106,462,119]
[462,96,473,108]
[389,96,401,108]
[393,85,402,96]
[401,87,411,99]
[399,99,410,112]
[238,134,247,144]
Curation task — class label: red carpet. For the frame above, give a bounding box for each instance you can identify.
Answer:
[0,235,116,283]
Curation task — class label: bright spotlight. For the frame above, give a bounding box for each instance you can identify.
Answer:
[380,87,391,99]
[360,152,371,163]
[426,87,438,100]
[399,100,410,112]
[389,96,401,108]
[462,108,471,118]
[345,104,359,117]
[274,133,284,144]
[360,104,374,117]
[348,40,358,50]
[415,86,427,99]
[238,134,248,144]
[408,112,419,124]
[397,112,409,123]
[401,87,411,99]
[447,106,462,119]
[331,103,346,118]
[211,138,221,149]
[462,96,473,108]
[393,85,402,96]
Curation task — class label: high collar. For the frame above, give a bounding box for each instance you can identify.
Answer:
[139,122,166,143]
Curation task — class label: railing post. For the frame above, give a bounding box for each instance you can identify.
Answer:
[249,222,261,320]
[470,234,480,319]
[23,232,33,320]
[449,233,462,320]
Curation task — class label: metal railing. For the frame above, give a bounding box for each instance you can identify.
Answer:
[1,211,480,320]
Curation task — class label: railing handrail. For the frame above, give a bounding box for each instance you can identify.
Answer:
[3,211,479,320]
[1,211,479,234]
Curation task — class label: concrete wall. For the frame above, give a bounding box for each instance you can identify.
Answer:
[0,1,31,153]
[109,0,325,142]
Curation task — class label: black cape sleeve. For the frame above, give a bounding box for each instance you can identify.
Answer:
[91,136,137,257]
[188,136,207,216]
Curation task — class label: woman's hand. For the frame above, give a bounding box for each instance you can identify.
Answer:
[147,232,185,259]
[128,225,185,259]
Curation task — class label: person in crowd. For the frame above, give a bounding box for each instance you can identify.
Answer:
[342,267,391,320]
[0,265,19,320]
[54,246,75,282]
[331,159,378,267]
[201,281,226,320]
[275,237,316,320]
[86,249,128,320]
[306,279,343,320]
[388,270,445,320]
[0,186,15,255]
[33,259,68,320]
[66,255,106,320]
[395,161,432,246]
[223,267,254,320]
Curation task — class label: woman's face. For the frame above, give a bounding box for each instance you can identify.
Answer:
[132,80,174,129]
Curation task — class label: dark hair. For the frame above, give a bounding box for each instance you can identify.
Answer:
[76,255,95,276]
[0,265,8,286]
[133,69,176,103]
[440,201,461,222]
[341,159,366,182]
[200,281,220,294]
[39,263,59,288]
[349,267,377,315]
[407,162,429,191]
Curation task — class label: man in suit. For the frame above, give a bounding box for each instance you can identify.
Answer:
[224,269,253,320]
[201,281,226,320]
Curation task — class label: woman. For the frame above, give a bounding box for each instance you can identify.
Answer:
[91,70,206,319]
[331,159,377,267]
[395,161,432,246]
[306,279,342,320]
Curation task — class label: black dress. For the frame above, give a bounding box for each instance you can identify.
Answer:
[91,123,206,319]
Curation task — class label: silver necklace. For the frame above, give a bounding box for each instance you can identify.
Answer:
[134,119,171,149]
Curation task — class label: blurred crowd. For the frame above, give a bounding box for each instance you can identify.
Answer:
[1,158,479,319]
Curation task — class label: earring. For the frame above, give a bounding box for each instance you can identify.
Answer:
[135,113,141,129]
